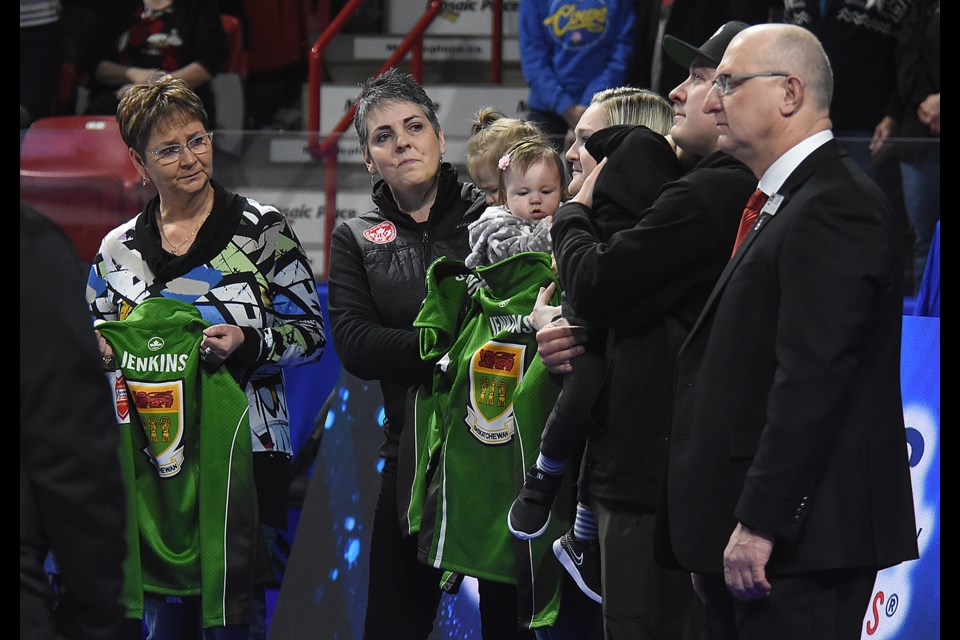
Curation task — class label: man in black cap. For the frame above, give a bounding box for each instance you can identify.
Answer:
[538,21,758,640]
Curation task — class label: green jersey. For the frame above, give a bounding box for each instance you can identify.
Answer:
[97,298,260,628]
[404,253,572,628]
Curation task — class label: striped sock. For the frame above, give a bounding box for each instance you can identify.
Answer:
[573,503,598,541]
[536,453,566,475]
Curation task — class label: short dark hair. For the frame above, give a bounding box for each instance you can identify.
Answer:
[353,68,441,156]
[116,74,208,156]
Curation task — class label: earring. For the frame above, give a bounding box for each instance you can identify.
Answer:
[440,153,444,165]
[141,175,149,187]
[369,171,377,186]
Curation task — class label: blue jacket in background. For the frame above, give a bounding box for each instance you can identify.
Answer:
[519,0,636,116]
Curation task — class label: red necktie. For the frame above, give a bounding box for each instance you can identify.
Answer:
[731,189,769,256]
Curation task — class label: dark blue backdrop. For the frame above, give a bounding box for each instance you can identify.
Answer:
[274,284,940,639]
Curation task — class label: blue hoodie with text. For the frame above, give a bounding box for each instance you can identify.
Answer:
[519,0,636,116]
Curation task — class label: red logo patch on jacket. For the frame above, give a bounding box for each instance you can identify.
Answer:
[363,221,397,244]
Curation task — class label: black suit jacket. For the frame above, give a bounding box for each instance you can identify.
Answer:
[20,204,127,639]
[661,139,919,574]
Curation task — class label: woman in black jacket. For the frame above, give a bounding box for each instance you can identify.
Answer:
[327,68,533,640]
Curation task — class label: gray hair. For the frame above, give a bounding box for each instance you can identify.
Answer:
[353,68,441,156]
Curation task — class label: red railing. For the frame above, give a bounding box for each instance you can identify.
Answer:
[491,0,503,84]
[306,0,364,152]
[305,0,505,277]
[306,0,444,159]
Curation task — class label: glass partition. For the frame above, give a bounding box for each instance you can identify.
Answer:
[19,124,939,288]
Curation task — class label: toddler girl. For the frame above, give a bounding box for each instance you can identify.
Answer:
[465,136,567,268]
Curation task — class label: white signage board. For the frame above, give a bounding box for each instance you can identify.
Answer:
[387,0,521,36]
[244,188,375,274]
[351,35,520,62]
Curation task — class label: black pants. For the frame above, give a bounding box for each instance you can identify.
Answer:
[20,20,63,124]
[592,497,707,640]
[539,323,603,463]
[363,459,533,640]
[699,568,877,640]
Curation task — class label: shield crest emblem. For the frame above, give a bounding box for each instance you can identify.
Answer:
[465,341,526,444]
[128,379,186,478]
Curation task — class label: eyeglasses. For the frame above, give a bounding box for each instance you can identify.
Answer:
[149,132,214,165]
[713,72,789,96]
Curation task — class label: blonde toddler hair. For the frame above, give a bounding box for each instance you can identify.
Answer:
[466,107,551,184]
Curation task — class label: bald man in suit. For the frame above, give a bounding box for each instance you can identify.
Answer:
[659,24,919,640]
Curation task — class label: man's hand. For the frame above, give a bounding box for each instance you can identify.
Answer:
[536,319,587,374]
[917,93,940,135]
[723,523,774,600]
[869,116,897,157]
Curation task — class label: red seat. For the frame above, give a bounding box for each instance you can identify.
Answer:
[20,116,156,264]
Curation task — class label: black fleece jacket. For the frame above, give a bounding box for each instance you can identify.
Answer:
[327,164,486,459]
[551,150,755,506]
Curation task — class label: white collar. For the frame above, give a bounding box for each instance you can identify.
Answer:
[758,130,834,196]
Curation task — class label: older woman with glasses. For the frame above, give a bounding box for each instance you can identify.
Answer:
[86,74,325,639]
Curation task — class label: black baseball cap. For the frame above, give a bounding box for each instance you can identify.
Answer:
[662,21,751,69]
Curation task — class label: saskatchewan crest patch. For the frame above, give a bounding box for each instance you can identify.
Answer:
[128,379,186,478]
[464,341,526,444]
